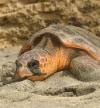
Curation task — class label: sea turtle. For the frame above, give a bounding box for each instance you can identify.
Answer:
[13,25,100,81]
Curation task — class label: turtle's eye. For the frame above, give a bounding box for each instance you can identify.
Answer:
[27,59,38,69]
[31,62,36,67]
[28,61,36,68]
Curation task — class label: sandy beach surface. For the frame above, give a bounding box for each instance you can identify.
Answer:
[0,46,100,108]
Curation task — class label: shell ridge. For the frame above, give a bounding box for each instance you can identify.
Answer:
[19,25,100,60]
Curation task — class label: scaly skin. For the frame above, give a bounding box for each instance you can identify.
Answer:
[13,50,54,81]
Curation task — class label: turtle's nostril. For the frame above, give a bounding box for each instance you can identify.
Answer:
[15,60,18,65]
[17,63,22,68]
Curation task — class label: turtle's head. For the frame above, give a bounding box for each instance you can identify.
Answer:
[13,50,51,81]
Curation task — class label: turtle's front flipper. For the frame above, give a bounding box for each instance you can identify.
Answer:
[70,56,100,81]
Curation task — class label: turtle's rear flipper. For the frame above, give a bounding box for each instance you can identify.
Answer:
[70,56,100,81]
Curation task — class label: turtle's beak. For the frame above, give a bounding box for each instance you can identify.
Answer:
[12,66,33,79]
[12,69,19,79]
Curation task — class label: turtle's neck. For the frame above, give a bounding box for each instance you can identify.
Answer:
[57,45,89,71]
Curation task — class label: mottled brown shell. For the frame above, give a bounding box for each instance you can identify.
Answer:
[19,25,100,60]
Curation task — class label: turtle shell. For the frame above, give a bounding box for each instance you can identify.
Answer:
[19,25,100,60]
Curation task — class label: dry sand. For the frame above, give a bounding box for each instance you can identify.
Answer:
[0,46,100,108]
